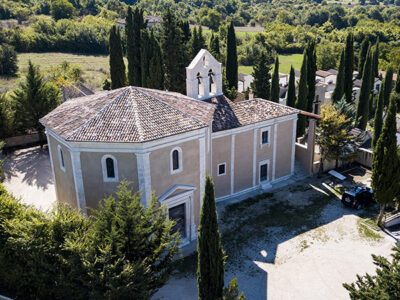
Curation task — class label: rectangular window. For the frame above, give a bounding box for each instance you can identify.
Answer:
[60,150,65,168]
[261,129,270,145]
[260,163,268,182]
[218,163,226,176]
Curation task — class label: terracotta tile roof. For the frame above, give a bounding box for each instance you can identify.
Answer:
[41,87,299,143]
[41,87,209,143]
[204,95,298,132]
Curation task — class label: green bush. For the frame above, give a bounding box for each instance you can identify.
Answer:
[0,44,18,77]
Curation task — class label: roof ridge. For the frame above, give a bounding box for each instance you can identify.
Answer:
[66,88,131,140]
[136,88,209,126]
[129,87,145,142]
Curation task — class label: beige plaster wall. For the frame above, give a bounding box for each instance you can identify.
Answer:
[211,135,231,198]
[80,152,139,209]
[48,135,77,209]
[275,120,294,179]
[234,130,253,193]
[150,139,201,224]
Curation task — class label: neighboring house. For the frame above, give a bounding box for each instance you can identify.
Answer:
[237,73,254,92]
[116,15,163,30]
[41,50,300,245]
[316,70,337,86]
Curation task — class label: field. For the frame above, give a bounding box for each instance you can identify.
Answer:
[0,52,303,93]
[0,52,111,92]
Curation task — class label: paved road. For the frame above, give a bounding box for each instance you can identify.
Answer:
[2,146,56,211]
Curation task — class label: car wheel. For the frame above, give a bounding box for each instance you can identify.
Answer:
[356,203,362,210]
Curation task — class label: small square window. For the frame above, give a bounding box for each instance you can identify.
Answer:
[218,163,226,176]
[261,129,269,145]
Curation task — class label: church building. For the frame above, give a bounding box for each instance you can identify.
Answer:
[41,50,299,245]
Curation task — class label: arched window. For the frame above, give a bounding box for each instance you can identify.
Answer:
[57,145,66,172]
[197,72,204,98]
[208,69,216,94]
[170,147,182,174]
[102,155,118,182]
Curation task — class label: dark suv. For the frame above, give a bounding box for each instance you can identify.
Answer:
[341,187,375,209]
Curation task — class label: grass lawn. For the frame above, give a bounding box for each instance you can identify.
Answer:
[0,52,112,92]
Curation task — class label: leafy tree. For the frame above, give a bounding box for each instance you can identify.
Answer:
[331,49,345,103]
[126,7,145,86]
[306,40,317,112]
[372,95,400,225]
[197,175,225,300]
[295,51,308,137]
[316,104,356,175]
[51,0,74,21]
[209,33,221,61]
[270,56,280,103]
[286,65,296,108]
[357,38,370,79]
[0,45,18,77]
[344,32,354,103]
[161,9,188,94]
[382,67,393,108]
[223,278,246,300]
[251,51,271,100]
[109,25,126,89]
[86,181,181,299]
[200,8,222,31]
[344,246,400,299]
[356,47,373,130]
[372,82,384,149]
[12,61,60,146]
[225,22,238,90]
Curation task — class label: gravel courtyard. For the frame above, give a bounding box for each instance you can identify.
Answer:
[154,167,397,300]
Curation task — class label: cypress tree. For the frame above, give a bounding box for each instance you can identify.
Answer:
[372,38,379,79]
[180,20,191,43]
[251,51,271,100]
[198,26,206,51]
[148,31,164,90]
[109,25,126,89]
[286,65,296,107]
[395,64,400,93]
[356,47,373,130]
[382,67,393,107]
[209,33,220,60]
[306,40,317,112]
[141,29,150,88]
[270,56,280,103]
[225,22,238,90]
[190,27,198,58]
[126,7,144,86]
[161,9,188,93]
[331,49,345,103]
[372,83,384,149]
[295,51,308,137]
[197,175,225,300]
[372,94,400,225]
[357,38,369,79]
[344,32,354,103]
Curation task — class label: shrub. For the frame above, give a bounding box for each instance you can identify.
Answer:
[0,44,18,77]
[51,0,75,21]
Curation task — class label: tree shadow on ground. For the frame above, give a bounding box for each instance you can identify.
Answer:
[2,146,53,190]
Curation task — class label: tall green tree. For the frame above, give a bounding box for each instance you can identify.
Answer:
[395,64,400,93]
[190,26,206,58]
[372,95,400,225]
[286,65,296,108]
[295,51,308,137]
[109,25,126,89]
[225,22,238,90]
[344,32,354,103]
[148,31,164,90]
[141,29,151,88]
[357,38,369,79]
[372,83,384,149]
[251,51,271,100]
[0,93,15,138]
[126,7,145,86]
[331,49,345,103]
[180,20,191,43]
[372,38,380,79]
[209,33,220,60]
[270,56,280,103]
[306,40,317,112]
[161,9,188,94]
[197,175,225,300]
[0,45,18,77]
[382,67,393,107]
[356,47,373,130]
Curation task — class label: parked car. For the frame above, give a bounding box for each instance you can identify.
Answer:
[341,187,375,209]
